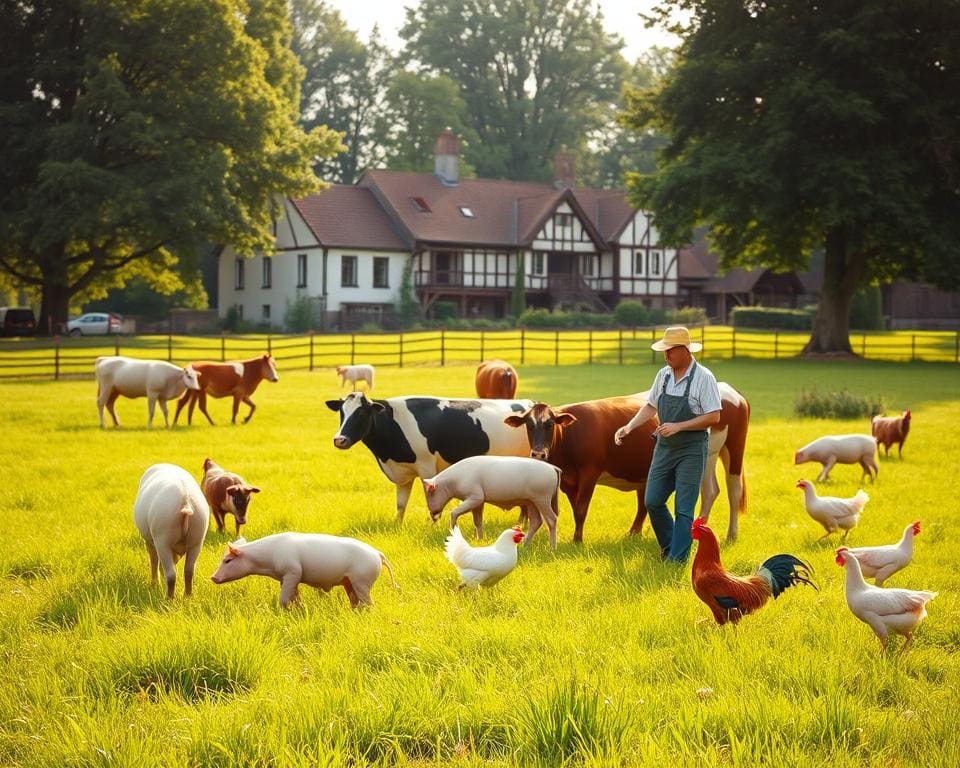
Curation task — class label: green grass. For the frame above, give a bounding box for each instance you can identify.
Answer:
[1,359,959,766]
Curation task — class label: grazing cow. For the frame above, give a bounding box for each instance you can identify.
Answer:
[336,364,375,392]
[325,393,533,522]
[794,434,878,482]
[475,359,519,399]
[640,381,750,542]
[173,354,279,425]
[504,395,658,544]
[200,458,260,536]
[872,410,911,458]
[96,355,200,428]
[133,463,209,598]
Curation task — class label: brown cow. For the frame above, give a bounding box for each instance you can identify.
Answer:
[475,359,519,399]
[504,395,657,543]
[871,409,911,457]
[173,354,279,425]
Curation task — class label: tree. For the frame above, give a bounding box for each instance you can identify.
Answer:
[290,0,395,183]
[0,0,341,335]
[623,0,960,353]
[400,0,627,182]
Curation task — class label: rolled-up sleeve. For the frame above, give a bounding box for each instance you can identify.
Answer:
[695,368,723,415]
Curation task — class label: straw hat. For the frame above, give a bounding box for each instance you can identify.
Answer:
[651,326,703,353]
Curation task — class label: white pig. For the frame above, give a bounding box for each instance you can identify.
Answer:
[794,434,878,482]
[210,532,397,609]
[423,455,562,549]
[336,364,375,392]
[133,463,210,598]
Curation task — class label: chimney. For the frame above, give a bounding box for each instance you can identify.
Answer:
[434,128,459,185]
[553,146,576,189]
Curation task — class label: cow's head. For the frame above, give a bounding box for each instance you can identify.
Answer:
[224,483,260,525]
[182,364,201,390]
[503,403,576,461]
[326,392,385,449]
[261,354,279,383]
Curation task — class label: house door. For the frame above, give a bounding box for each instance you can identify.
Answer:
[434,251,460,285]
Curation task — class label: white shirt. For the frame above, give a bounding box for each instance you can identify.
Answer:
[648,358,722,417]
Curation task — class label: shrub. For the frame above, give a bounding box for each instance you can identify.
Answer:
[284,292,316,332]
[613,300,650,327]
[432,301,458,322]
[511,259,527,317]
[669,306,709,326]
[516,309,615,329]
[396,260,419,328]
[732,306,813,330]
[794,387,886,419]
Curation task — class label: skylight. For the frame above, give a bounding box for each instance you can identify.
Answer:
[459,206,475,218]
[411,196,431,212]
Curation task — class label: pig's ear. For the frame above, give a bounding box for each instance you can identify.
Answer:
[247,486,261,494]
[424,480,436,494]
[227,544,242,557]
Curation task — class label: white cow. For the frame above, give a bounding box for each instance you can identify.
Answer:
[423,455,562,548]
[133,463,210,598]
[96,355,200,428]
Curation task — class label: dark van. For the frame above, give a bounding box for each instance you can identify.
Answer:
[0,307,37,337]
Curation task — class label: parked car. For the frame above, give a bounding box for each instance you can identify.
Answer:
[0,307,37,337]
[66,312,123,336]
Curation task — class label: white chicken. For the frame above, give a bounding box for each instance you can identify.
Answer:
[796,479,869,541]
[835,548,936,654]
[444,525,524,590]
[840,521,921,586]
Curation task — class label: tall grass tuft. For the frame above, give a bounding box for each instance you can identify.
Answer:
[794,386,886,419]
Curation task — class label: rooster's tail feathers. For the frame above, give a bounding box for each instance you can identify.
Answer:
[757,554,818,598]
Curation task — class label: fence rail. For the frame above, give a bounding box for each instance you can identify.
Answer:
[0,326,957,380]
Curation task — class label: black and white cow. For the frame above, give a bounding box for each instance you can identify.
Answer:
[325,393,533,522]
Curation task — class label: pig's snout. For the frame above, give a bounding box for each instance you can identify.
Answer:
[793,451,802,464]
[211,574,223,584]
[429,510,441,523]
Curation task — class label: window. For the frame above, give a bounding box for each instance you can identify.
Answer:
[650,250,662,276]
[262,304,271,321]
[234,258,245,290]
[297,253,307,288]
[582,255,595,277]
[554,212,573,228]
[459,206,475,218]
[532,253,546,275]
[342,255,358,287]
[262,257,272,289]
[373,257,389,288]
[633,250,645,276]
[411,196,432,212]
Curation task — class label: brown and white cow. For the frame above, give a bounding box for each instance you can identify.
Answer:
[504,394,658,544]
[173,354,279,425]
[475,359,519,399]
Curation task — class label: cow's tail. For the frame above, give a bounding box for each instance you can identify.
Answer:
[551,466,562,515]
[379,553,399,590]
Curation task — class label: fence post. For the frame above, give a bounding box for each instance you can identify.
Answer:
[774,330,778,360]
[956,331,959,364]
[309,332,314,372]
[588,330,593,364]
[441,329,446,366]
[555,331,559,366]
[221,332,226,361]
[732,326,737,359]
[399,332,404,368]
[520,329,525,365]
[862,333,866,358]
[618,329,623,365]
[54,339,60,381]
[351,334,356,365]
[911,334,916,361]
[167,332,172,362]
[480,331,485,362]
[114,335,120,356]
[267,335,272,355]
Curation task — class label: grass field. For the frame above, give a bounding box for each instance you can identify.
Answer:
[1,359,959,766]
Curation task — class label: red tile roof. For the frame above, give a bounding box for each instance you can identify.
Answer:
[290,186,408,251]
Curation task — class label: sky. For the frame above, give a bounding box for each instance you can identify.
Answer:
[322,0,679,62]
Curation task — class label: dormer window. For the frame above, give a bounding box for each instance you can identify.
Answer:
[459,206,475,218]
[411,196,432,212]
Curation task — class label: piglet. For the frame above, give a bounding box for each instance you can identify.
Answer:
[336,364,375,392]
[423,455,562,549]
[210,532,397,609]
[200,458,260,535]
[794,434,878,483]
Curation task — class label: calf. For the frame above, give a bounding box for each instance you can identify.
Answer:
[794,434,878,482]
[96,355,200,428]
[337,364,375,392]
[475,359,518,399]
[325,393,533,522]
[423,455,562,548]
[133,463,209,598]
[200,458,260,536]
[210,532,397,609]
[504,395,657,544]
[174,354,279,425]
[871,410,911,457]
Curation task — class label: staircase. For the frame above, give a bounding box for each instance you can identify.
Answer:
[548,274,610,312]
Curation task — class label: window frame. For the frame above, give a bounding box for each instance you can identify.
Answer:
[296,253,307,288]
[262,257,272,289]
[373,256,389,289]
[341,255,358,288]
[234,258,245,290]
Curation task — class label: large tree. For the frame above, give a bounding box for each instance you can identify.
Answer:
[0,0,341,334]
[623,0,960,353]
[400,0,627,182]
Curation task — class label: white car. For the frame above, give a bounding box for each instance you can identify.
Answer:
[66,312,122,336]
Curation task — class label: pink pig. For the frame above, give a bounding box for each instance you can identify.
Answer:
[211,532,397,608]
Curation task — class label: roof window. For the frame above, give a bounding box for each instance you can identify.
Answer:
[459,206,475,218]
[411,196,432,212]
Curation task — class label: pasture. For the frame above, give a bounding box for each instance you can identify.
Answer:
[1,359,959,766]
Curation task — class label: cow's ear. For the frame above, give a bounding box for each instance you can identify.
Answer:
[226,484,242,495]
[556,413,578,426]
[325,399,343,411]
[504,415,525,428]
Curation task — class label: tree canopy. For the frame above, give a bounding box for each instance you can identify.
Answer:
[623,0,960,353]
[0,0,341,334]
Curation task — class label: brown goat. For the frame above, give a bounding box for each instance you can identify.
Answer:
[871,410,911,458]
[200,458,260,535]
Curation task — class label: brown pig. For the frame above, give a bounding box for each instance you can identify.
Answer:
[210,532,397,609]
[200,458,260,535]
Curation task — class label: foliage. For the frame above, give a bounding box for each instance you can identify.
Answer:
[431,301,458,322]
[668,306,708,326]
[0,0,342,334]
[396,259,419,329]
[849,286,884,331]
[624,0,960,354]
[283,292,316,333]
[400,0,628,181]
[516,308,616,328]
[732,307,814,331]
[511,259,527,318]
[794,387,886,419]
[613,300,652,327]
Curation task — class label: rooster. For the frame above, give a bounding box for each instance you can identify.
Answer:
[835,547,936,653]
[839,521,921,586]
[444,525,524,590]
[796,479,869,541]
[691,517,817,625]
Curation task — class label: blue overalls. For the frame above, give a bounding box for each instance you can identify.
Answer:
[644,361,709,563]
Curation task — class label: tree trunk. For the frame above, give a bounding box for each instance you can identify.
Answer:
[37,278,73,338]
[803,227,866,355]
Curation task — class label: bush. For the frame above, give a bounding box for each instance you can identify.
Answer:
[668,306,709,326]
[432,301,458,322]
[613,300,650,326]
[283,292,316,332]
[794,387,886,419]
[732,306,813,330]
[516,309,615,329]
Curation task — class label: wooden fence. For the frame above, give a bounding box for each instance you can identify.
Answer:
[0,326,958,380]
